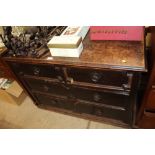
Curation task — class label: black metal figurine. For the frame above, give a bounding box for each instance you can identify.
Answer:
[0,26,67,58]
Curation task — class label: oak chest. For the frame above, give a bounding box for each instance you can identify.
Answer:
[2,35,146,127]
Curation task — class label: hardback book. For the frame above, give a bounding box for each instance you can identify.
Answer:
[48,36,83,57]
[61,26,90,40]
[90,26,144,41]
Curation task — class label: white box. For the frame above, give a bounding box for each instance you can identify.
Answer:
[49,42,83,57]
[48,35,82,48]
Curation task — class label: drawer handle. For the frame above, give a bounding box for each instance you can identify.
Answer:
[43,85,49,92]
[19,71,24,75]
[54,66,61,71]
[62,67,74,84]
[90,72,102,83]
[152,85,155,89]
[122,73,133,90]
[93,93,101,102]
[95,108,103,116]
[57,76,64,82]
[66,77,74,84]
[33,67,40,75]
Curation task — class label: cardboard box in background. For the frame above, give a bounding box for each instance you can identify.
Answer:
[0,81,27,105]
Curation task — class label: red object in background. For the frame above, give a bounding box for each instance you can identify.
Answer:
[90,26,144,41]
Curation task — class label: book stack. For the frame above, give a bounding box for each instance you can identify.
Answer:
[48,26,89,58]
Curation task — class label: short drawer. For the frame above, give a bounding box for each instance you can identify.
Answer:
[34,93,75,111]
[146,89,155,110]
[67,67,133,91]
[76,102,130,123]
[71,86,129,109]
[23,78,70,97]
[9,62,62,79]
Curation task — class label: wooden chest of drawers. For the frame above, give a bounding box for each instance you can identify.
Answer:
[2,34,146,128]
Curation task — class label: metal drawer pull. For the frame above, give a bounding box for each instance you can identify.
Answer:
[95,109,103,116]
[57,76,64,82]
[122,73,133,90]
[62,67,74,84]
[90,72,102,83]
[93,93,101,102]
[54,66,61,71]
[43,85,49,91]
[152,85,155,89]
[33,67,40,75]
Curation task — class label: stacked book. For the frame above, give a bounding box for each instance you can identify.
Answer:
[48,26,89,58]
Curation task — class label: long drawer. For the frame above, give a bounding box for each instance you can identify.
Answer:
[9,62,133,93]
[33,92,130,123]
[22,77,130,110]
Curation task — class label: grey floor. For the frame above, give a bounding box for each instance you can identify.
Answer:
[0,89,122,129]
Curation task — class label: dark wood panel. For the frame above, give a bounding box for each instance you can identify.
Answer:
[137,27,155,128]
[138,111,155,128]
[146,89,155,110]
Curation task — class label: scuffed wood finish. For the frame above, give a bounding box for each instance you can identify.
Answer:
[80,35,145,71]
[1,32,146,128]
[2,34,146,72]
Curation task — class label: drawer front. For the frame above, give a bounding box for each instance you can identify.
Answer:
[34,93,74,111]
[34,92,130,123]
[23,78,70,97]
[76,102,130,123]
[138,111,155,128]
[146,89,155,110]
[71,86,129,109]
[9,62,62,79]
[67,68,132,89]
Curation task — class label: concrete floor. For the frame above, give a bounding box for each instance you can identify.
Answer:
[0,89,122,129]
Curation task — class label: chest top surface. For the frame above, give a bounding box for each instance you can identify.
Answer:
[2,34,146,72]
